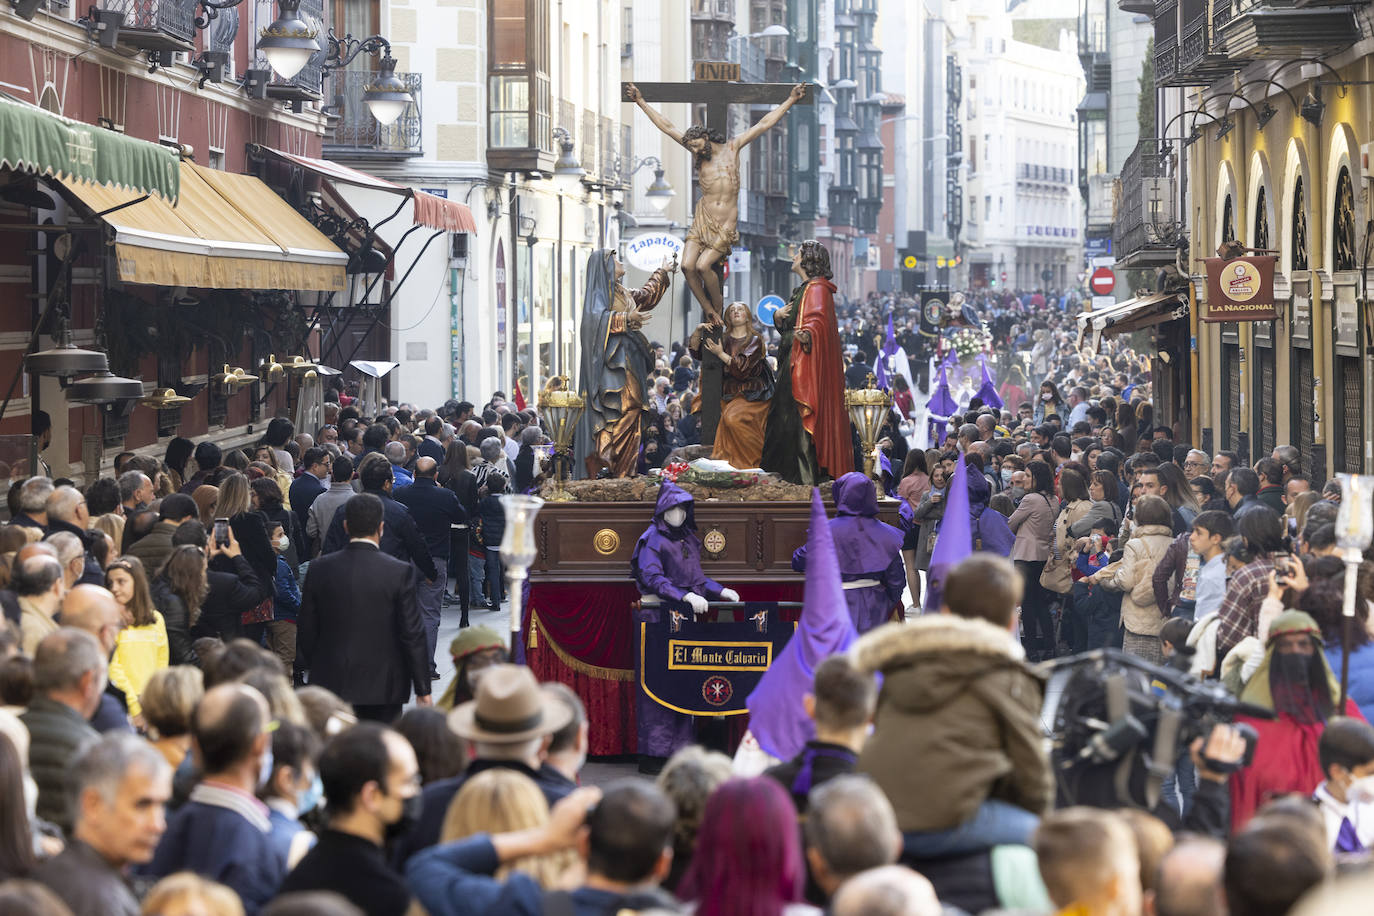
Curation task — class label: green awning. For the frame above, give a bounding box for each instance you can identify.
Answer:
[0,95,180,203]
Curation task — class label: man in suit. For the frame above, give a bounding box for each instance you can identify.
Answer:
[392,458,466,675]
[299,493,432,722]
[289,447,332,557]
[320,461,438,584]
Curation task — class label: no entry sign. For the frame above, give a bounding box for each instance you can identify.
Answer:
[1089,267,1115,296]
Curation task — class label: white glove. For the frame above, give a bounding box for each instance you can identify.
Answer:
[719,588,740,603]
[684,592,710,614]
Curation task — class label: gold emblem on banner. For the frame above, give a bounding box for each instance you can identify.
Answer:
[592,529,620,556]
[702,528,727,557]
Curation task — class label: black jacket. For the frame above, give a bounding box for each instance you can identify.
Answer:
[392,478,466,562]
[288,472,328,556]
[280,829,410,915]
[321,490,438,581]
[298,542,429,706]
[151,578,198,666]
[195,555,265,642]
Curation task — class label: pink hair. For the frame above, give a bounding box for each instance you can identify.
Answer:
[679,777,805,916]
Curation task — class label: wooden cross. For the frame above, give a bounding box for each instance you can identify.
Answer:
[620,76,813,140]
[621,76,813,446]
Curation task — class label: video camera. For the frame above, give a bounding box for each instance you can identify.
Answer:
[1041,649,1271,810]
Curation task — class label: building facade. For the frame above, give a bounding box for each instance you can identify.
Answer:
[0,0,339,477]
[955,0,1084,291]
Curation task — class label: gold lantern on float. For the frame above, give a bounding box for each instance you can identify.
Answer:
[844,373,892,498]
[538,378,586,501]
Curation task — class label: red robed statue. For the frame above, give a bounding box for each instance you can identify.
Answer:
[792,278,852,480]
[761,240,853,484]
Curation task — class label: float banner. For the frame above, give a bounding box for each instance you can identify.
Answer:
[1202,256,1278,322]
[639,604,794,716]
[919,290,946,338]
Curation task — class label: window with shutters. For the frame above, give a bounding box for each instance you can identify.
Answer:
[1336,357,1364,473]
[1222,343,1241,450]
[1292,348,1314,461]
[1256,347,1275,460]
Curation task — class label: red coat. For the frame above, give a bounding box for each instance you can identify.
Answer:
[791,278,853,479]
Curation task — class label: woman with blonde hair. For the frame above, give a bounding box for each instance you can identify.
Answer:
[106,556,167,724]
[140,666,203,770]
[91,512,125,552]
[141,872,245,916]
[213,471,276,639]
[439,769,581,888]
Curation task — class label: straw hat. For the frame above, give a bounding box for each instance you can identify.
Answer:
[447,664,571,744]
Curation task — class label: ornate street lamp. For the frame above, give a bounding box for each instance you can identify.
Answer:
[320,33,414,127]
[629,156,675,213]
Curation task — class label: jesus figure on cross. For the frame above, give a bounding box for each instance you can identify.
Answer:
[627,82,807,325]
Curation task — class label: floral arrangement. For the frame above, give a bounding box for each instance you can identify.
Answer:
[660,460,689,482]
[947,326,991,361]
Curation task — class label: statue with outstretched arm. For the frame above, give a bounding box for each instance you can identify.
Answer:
[627,82,806,326]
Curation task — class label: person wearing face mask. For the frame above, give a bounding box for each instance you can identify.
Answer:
[630,483,740,761]
[1312,718,1374,854]
[146,683,284,915]
[263,721,322,872]
[264,522,302,677]
[279,722,424,913]
[1227,612,1365,831]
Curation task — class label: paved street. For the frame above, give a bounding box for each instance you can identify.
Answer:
[429,595,641,787]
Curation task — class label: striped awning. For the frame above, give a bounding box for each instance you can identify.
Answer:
[0,94,180,202]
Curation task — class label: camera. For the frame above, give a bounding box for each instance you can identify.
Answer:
[1041,649,1269,810]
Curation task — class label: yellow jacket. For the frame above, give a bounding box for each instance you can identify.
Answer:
[110,611,168,718]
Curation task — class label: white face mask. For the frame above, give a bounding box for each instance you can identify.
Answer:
[1349,774,1374,803]
[275,535,290,551]
[663,506,687,528]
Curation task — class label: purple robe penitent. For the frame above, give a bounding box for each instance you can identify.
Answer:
[792,473,905,633]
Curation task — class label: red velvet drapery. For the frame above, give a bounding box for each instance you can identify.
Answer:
[524,582,805,756]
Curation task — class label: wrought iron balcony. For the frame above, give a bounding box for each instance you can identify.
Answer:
[1113,139,1180,269]
[98,0,196,51]
[1153,0,1180,86]
[1219,0,1358,61]
[324,70,422,159]
[1176,0,1243,81]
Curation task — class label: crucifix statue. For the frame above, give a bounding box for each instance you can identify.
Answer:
[627,81,806,325]
[623,77,812,445]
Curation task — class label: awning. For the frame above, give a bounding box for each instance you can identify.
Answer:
[1075,292,1185,353]
[252,145,478,233]
[0,94,181,203]
[58,160,346,291]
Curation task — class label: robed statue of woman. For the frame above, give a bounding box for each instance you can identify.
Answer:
[760,240,853,483]
[574,250,674,478]
[690,301,774,469]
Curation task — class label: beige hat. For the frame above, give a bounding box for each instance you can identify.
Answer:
[447,664,572,744]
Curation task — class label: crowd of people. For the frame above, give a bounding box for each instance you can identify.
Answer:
[0,281,1369,915]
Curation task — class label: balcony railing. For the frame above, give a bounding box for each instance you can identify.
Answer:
[600,117,620,185]
[557,99,576,136]
[581,110,598,183]
[99,0,196,50]
[324,70,422,158]
[1114,139,1179,267]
